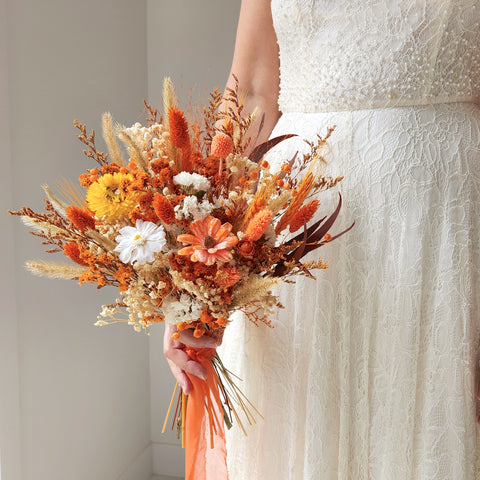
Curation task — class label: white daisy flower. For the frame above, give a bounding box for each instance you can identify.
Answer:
[173,172,210,193]
[114,219,166,265]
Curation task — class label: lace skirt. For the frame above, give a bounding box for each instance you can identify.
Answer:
[219,102,480,480]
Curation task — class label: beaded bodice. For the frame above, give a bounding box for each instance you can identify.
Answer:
[271,0,480,112]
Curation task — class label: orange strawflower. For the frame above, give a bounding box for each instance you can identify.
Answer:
[289,200,320,233]
[66,205,95,231]
[211,132,233,158]
[244,209,273,241]
[63,242,89,266]
[177,216,238,266]
[153,194,175,225]
[168,106,190,149]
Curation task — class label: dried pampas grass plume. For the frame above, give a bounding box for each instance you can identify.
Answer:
[102,112,126,166]
[25,260,88,280]
[117,128,148,172]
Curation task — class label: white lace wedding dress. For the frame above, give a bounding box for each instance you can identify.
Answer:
[220,1,480,478]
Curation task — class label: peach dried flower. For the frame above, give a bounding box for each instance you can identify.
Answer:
[177,215,238,266]
[211,132,233,158]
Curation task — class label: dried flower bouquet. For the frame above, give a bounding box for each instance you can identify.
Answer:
[9,77,353,479]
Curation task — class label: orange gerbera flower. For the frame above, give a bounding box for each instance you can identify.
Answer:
[177,216,238,266]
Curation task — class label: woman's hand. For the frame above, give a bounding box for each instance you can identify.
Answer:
[163,323,218,394]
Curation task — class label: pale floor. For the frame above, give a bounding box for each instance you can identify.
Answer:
[151,476,183,480]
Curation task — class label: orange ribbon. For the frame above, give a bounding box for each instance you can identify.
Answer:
[184,347,229,480]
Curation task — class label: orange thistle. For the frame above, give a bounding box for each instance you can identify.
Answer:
[210,132,233,158]
[62,242,89,266]
[215,266,241,287]
[168,106,190,149]
[177,216,238,266]
[289,200,320,233]
[65,205,95,231]
[244,209,273,241]
[153,194,175,225]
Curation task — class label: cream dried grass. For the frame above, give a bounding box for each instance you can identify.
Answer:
[25,260,88,279]
[102,112,126,166]
[231,274,281,307]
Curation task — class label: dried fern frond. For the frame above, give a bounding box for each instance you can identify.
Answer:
[102,112,126,166]
[231,274,280,307]
[25,260,88,279]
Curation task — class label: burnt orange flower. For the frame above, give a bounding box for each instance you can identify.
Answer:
[177,216,238,266]
[168,106,190,149]
[62,242,89,266]
[244,209,273,241]
[66,205,95,231]
[289,200,320,233]
[153,194,175,225]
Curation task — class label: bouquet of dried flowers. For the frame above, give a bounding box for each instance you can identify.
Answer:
[9,77,352,479]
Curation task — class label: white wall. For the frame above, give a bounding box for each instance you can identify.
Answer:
[0,0,23,477]
[2,2,241,479]
[4,1,151,479]
[147,1,240,477]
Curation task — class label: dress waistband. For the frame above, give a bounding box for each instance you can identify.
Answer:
[279,94,480,114]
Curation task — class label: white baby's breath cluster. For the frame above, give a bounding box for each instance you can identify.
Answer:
[162,294,205,325]
[173,172,211,193]
[174,195,214,221]
[169,270,229,316]
[123,278,164,332]
[122,123,169,158]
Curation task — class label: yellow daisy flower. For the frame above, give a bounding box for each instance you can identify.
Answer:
[86,172,141,221]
